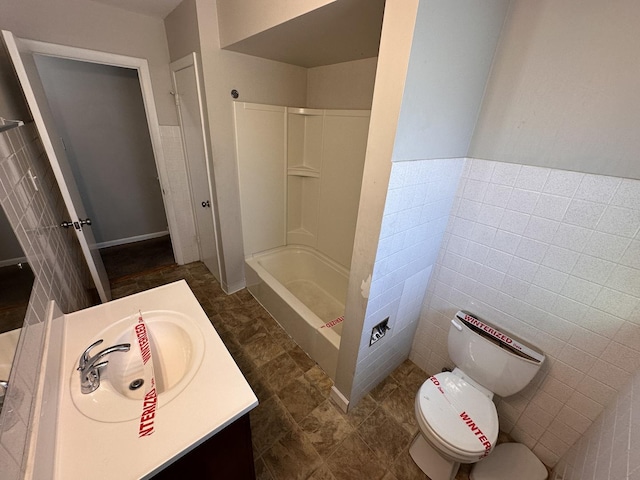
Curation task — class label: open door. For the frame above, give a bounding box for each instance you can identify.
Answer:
[170,53,221,281]
[2,30,111,302]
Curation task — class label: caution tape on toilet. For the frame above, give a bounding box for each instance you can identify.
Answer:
[427,376,493,460]
[456,311,545,363]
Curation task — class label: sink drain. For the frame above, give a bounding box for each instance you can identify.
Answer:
[129,379,145,390]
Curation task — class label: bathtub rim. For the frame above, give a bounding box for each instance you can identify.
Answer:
[246,244,350,278]
[245,244,348,378]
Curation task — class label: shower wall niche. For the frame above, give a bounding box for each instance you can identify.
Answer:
[235,102,370,268]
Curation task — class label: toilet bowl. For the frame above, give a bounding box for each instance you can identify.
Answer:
[410,311,545,480]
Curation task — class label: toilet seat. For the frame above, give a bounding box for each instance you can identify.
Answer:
[415,372,499,462]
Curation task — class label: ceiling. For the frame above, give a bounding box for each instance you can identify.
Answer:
[89,0,182,18]
[88,0,385,68]
[222,0,386,68]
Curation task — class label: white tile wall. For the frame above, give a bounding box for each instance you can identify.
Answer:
[410,158,640,467]
[349,158,464,405]
[0,120,90,479]
[552,368,640,480]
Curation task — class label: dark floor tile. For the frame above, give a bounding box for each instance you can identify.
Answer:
[381,386,419,436]
[260,316,299,351]
[390,359,417,382]
[357,406,412,465]
[402,368,429,394]
[100,235,175,280]
[234,288,255,303]
[308,463,337,480]
[456,463,472,480]
[244,368,274,403]
[389,444,428,480]
[299,400,355,459]
[250,396,296,455]
[369,375,400,403]
[255,456,275,480]
[230,347,257,375]
[260,352,305,393]
[278,375,326,423]
[208,313,233,337]
[304,366,333,398]
[236,322,269,346]
[224,310,257,336]
[208,293,243,313]
[325,432,386,480]
[161,267,192,284]
[288,344,318,372]
[110,282,140,300]
[0,307,26,332]
[244,332,286,367]
[344,394,377,427]
[136,275,171,291]
[262,426,323,480]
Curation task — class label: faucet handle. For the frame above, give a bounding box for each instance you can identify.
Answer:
[78,339,104,370]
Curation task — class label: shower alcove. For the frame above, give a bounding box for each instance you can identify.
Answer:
[234,102,370,378]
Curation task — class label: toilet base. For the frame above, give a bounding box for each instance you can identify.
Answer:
[409,434,460,480]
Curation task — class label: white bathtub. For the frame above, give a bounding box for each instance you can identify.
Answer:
[245,245,349,379]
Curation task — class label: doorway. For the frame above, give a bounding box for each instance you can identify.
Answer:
[33,54,176,285]
[3,31,201,301]
[170,53,221,281]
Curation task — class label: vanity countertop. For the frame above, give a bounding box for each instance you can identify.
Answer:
[54,281,258,479]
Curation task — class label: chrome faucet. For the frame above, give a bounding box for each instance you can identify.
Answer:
[77,339,131,394]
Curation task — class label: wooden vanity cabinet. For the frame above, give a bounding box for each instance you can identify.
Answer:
[152,413,256,479]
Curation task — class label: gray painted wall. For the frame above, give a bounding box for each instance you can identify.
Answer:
[0,0,176,125]
[470,0,640,180]
[164,0,201,61]
[392,0,510,161]
[34,55,168,245]
[0,42,30,121]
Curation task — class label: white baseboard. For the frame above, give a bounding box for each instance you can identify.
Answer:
[0,256,28,267]
[96,231,169,249]
[222,279,246,295]
[330,386,350,413]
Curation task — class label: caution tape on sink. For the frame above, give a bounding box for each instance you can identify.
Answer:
[134,311,157,437]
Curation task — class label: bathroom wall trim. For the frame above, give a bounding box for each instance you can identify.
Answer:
[94,231,170,250]
[330,385,349,413]
[0,256,28,267]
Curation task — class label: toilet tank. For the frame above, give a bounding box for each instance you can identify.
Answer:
[448,311,545,398]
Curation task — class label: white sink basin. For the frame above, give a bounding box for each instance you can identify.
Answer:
[70,310,205,423]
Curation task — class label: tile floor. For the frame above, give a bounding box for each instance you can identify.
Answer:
[100,235,176,281]
[110,260,490,480]
[0,263,34,333]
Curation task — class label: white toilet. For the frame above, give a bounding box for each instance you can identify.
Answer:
[410,311,546,480]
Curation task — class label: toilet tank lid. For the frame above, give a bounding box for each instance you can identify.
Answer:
[455,311,545,363]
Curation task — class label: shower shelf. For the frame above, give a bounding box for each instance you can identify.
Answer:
[288,166,320,177]
[288,107,323,116]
